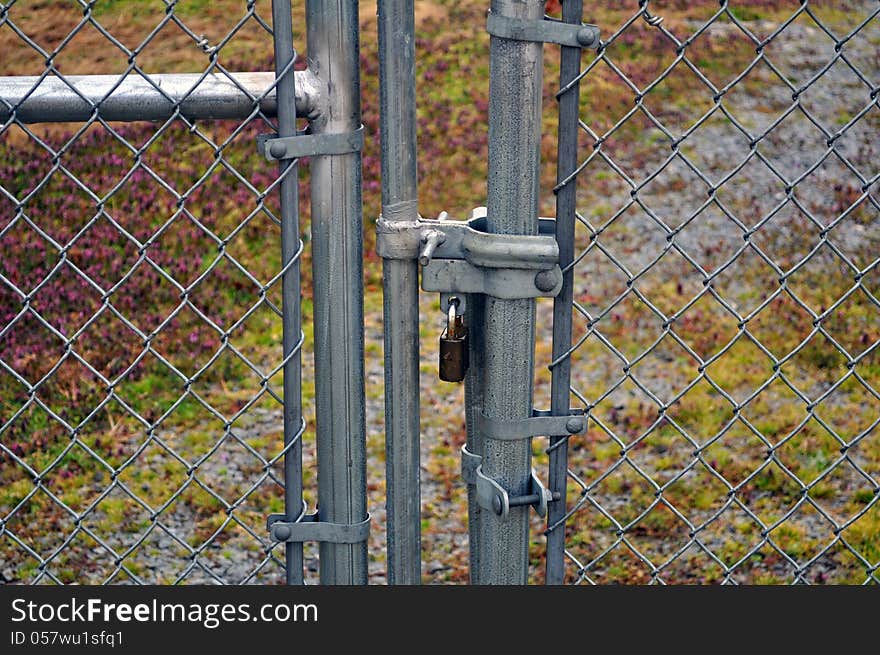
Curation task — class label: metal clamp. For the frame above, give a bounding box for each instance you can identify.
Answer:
[258,124,364,161]
[475,466,557,520]
[461,444,481,485]
[476,408,586,441]
[267,507,371,544]
[486,10,600,49]
[376,208,564,300]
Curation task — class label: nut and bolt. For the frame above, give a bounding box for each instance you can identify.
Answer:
[566,417,585,433]
[534,269,559,292]
[269,141,288,159]
[577,26,597,47]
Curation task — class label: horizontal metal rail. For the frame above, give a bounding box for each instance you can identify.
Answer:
[0,72,321,123]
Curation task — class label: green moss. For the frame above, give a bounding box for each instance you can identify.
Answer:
[728,7,765,22]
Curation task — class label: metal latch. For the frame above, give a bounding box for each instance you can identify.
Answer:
[258,125,364,160]
[376,207,564,300]
[267,502,371,544]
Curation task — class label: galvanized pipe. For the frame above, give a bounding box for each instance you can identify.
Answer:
[477,0,545,584]
[546,0,585,586]
[271,0,305,586]
[306,0,369,585]
[0,72,320,123]
[377,0,422,586]
[464,291,486,582]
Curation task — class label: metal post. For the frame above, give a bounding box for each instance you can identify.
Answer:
[271,0,305,586]
[306,0,369,585]
[477,0,545,584]
[464,292,486,582]
[378,0,422,585]
[0,72,320,123]
[546,0,584,586]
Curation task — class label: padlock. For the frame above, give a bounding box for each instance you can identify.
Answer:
[439,299,469,382]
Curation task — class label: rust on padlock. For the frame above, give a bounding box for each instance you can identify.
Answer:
[439,326,469,382]
[439,299,469,382]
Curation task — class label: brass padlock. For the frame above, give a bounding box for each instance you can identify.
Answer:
[439,299,468,382]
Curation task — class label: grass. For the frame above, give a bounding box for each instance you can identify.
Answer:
[1,0,878,584]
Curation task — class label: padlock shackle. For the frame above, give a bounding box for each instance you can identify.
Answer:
[439,295,469,383]
[447,296,459,334]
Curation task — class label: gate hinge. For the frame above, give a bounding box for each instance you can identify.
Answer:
[460,408,584,518]
[267,504,371,544]
[474,465,559,520]
[461,444,481,485]
[486,10,600,49]
[377,207,563,300]
[257,124,364,161]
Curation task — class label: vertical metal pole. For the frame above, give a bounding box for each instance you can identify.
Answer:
[464,292,486,582]
[378,0,422,585]
[478,0,545,584]
[546,0,584,586]
[306,0,368,585]
[271,0,304,586]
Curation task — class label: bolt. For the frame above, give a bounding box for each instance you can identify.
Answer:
[566,417,585,433]
[269,141,287,159]
[492,495,504,516]
[273,524,291,541]
[419,229,446,266]
[509,493,541,508]
[576,27,597,48]
[534,269,558,293]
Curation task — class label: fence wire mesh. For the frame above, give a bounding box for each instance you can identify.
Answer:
[0,1,309,584]
[547,0,880,584]
[3,0,879,588]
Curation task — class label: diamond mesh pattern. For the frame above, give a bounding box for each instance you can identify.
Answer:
[548,0,880,584]
[0,1,304,584]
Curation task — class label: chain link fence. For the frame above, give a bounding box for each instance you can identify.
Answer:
[3,0,879,587]
[0,0,312,584]
[546,0,880,584]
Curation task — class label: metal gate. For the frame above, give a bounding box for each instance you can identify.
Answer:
[0,0,367,584]
[377,0,879,585]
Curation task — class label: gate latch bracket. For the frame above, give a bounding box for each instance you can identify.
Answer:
[377,207,564,300]
[486,10,600,49]
[258,125,364,161]
[267,503,371,544]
